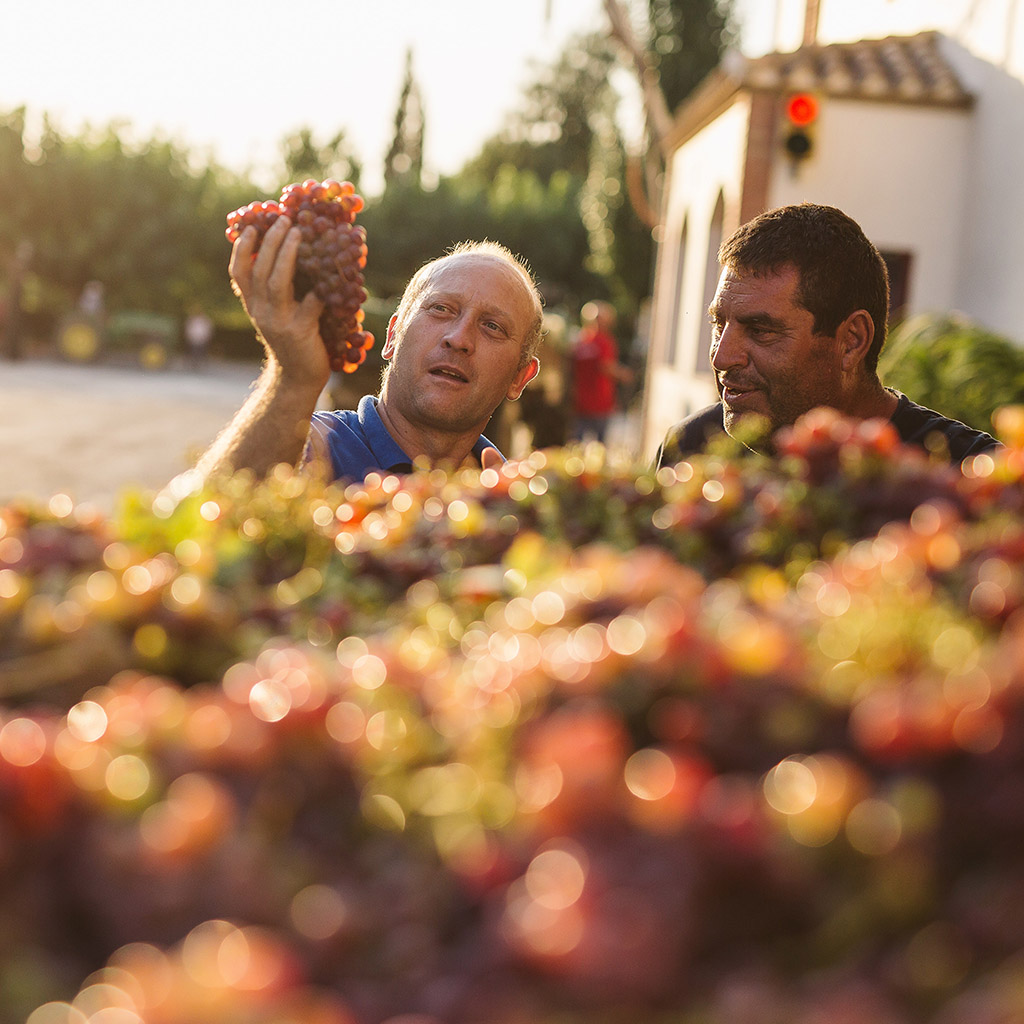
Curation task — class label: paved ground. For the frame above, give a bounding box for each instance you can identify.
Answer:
[1,357,263,512]
[1,355,647,515]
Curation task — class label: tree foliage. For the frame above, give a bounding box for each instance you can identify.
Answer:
[281,127,362,190]
[460,32,618,186]
[359,169,601,313]
[0,5,734,358]
[383,48,425,194]
[879,312,1024,433]
[361,32,628,317]
[646,0,735,113]
[0,110,253,326]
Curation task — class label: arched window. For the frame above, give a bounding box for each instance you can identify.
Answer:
[695,192,725,375]
[665,215,688,367]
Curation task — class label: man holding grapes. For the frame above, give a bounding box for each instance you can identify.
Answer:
[195,212,543,484]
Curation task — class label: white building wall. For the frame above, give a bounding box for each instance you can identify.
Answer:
[936,37,1024,341]
[642,98,751,458]
[767,99,972,320]
[733,0,1024,342]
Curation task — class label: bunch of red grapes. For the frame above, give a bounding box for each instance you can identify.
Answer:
[226,179,373,374]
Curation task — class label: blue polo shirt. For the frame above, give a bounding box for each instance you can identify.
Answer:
[311,395,502,483]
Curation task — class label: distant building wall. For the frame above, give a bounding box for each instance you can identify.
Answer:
[642,98,751,456]
[937,37,1024,342]
[766,98,972,322]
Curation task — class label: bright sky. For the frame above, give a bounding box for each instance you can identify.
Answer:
[4,0,618,197]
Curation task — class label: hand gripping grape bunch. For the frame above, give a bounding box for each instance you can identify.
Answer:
[225,178,373,374]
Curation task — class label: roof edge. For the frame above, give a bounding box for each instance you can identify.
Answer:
[665,30,974,152]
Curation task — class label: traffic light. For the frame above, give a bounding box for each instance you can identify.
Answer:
[782,92,818,162]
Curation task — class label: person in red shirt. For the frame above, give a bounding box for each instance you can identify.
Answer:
[569,300,634,444]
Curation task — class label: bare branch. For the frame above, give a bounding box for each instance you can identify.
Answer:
[625,152,660,229]
[602,0,675,155]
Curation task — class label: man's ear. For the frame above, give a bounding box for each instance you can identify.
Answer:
[381,314,399,360]
[506,357,540,401]
[837,310,875,373]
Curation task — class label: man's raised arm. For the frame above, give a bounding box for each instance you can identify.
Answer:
[194,216,332,482]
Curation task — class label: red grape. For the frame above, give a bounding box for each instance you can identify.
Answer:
[226,179,374,375]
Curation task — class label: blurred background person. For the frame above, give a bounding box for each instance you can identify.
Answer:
[184,306,214,371]
[78,279,105,321]
[515,311,570,450]
[568,299,634,444]
[2,241,34,360]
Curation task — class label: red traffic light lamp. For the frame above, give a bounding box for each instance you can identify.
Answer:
[782,92,819,161]
[786,92,819,126]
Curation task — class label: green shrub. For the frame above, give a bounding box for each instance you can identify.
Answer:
[880,311,1024,432]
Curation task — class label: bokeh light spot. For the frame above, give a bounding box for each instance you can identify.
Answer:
[25,1004,88,1024]
[846,797,903,855]
[290,884,350,941]
[763,757,817,815]
[524,844,587,909]
[67,700,108,743]
[105,754,152,803]
[0,717,47,766]
[625,748,676,801]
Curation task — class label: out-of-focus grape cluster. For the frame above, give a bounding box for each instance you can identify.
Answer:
[226,179,373,374]
[3,409,1024,1023]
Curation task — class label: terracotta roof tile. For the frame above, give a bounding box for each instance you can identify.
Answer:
[743,31,972,106]
[668,31,972,150]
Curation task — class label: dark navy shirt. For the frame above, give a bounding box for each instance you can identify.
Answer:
[311,395,502,483]
[655,391,1002,467]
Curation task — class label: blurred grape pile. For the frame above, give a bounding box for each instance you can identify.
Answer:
[4,408,1024,1024]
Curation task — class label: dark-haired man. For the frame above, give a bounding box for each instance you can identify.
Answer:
[656,203,1000,467]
